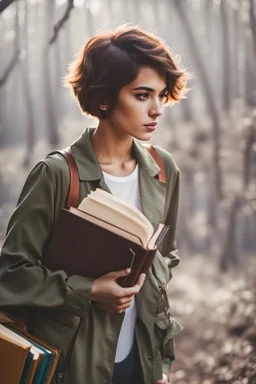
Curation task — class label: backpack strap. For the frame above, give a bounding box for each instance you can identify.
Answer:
[143,144,166,183]
[58,147,80,208]
[57,143,166,209]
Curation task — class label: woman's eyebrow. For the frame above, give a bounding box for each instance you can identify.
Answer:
[132,86,168,93]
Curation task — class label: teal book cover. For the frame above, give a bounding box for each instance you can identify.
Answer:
[20,350,34,384]
[30,343,52,384]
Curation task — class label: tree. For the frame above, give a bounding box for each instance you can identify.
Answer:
[20,0,35,166]
[172,0,224,236]
[43,0,59,146]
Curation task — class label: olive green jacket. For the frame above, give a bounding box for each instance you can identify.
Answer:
[0,128,183,384]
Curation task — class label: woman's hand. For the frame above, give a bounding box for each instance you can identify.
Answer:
[157,373,169,383]
[89,268,145,313]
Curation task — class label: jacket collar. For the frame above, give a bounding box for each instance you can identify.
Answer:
[71,127,161,181]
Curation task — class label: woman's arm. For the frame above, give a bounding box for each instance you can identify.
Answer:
[0,161,94,318]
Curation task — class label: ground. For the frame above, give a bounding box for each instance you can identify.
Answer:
[169,255,256,384]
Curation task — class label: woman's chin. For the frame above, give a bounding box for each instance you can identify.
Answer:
[134,132,153,141]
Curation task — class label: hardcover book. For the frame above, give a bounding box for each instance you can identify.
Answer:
[43,189,169,287]
[0,318,61,384]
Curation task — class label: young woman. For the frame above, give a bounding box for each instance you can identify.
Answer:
[0,26,188,383]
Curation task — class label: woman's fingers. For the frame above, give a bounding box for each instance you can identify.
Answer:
[106,268,131,280]
[120,273,146,297]
[117,295,134,305]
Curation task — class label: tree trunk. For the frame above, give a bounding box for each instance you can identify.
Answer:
[248,0,256,63]
[43,0,59,146]
[85,1,94,36]
[243,124,256,190]
[219,195,241,271]
[179,166,198,255]
[21,0,35,167]
[172,0,223,203]
[231,3,240,99]
[220,121,256,271]
[220,0,231,113]
[54,2,62,122]
[244,31,256,107]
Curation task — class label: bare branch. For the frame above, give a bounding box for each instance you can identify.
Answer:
[0,0,16,13]
[0,49,20,87]
[249,0,256,63]
[49,0,74,45]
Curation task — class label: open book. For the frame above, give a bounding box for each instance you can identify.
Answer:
[43,189,169,287]
[72,189,168,249]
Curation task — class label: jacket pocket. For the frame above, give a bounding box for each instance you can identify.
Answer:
[154,311,183,356]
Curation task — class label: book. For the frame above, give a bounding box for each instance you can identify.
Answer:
[43,189,169,287]
[0,331,30,384]
[0,318,61,384]
[0,324,40,384]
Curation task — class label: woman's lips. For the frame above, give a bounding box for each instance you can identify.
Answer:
[144,123,157,131]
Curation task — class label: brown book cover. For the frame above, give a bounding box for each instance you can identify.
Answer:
[43,208,168,287]
[0,333,30,384]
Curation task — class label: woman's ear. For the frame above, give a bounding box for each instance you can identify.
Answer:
[99,101,109,111]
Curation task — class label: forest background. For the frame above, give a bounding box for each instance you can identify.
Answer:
[0,0,256,383]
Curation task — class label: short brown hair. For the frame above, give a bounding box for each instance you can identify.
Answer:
[65,26,188,119]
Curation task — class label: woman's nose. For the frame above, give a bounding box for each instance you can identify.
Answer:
[149,100,163,118]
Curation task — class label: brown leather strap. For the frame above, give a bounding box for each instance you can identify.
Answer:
[58,147,80,208]
[144,144,166,183]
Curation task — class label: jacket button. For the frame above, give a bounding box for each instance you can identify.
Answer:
[147,355,152,360]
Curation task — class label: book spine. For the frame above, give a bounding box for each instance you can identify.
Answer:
[124,249,151,287]
[140,249,157,276]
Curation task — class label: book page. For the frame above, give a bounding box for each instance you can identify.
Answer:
[80,189,151,228]
[89,189,150,225]
[147,224,170,249]
[0,324,32,348]
[78,189,153,247]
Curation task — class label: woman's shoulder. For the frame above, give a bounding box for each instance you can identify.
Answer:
[152,145,179,175]
[40,151,70,181]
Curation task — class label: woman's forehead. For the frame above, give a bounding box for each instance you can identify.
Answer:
[128,66,167,91]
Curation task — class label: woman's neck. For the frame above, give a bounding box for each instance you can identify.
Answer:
[91,122,137,176]
[91,123,134,165]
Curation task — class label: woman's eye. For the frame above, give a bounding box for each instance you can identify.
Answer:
[159,92,168,100]
[135,93,149,100]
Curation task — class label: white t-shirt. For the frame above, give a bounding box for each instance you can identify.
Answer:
[102,164,142,363]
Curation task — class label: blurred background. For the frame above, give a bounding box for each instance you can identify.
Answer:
[0,0,256,383]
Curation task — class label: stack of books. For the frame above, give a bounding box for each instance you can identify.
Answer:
[0,316,61,384]
[43,188,169,287]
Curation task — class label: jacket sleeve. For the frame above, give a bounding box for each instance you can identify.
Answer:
[154,148,182,378]
[162,339,175,379]
[0,161,94,318]
[158,165,180,280]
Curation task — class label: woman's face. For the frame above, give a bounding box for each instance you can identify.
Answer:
[107,66,168,141]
